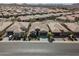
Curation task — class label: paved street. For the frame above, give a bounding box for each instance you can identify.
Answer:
[0,42,79,55]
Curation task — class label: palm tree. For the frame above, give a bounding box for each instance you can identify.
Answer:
[75,17,79,22]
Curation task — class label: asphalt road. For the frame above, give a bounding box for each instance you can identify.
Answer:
[0,42,79,56]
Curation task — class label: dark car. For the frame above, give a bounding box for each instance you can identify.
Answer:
[6,31,14,37]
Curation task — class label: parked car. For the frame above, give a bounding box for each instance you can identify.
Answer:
[9,35,14,41]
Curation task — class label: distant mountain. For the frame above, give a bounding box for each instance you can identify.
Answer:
[0,3,79,8]
[71,3,79,8]
[20,3,78,8]
[72,3,79,5]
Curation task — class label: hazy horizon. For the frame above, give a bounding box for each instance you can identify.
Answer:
[0,0,78,3]
[0,3,74,5]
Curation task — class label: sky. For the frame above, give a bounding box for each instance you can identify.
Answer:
[0,0,79,3]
